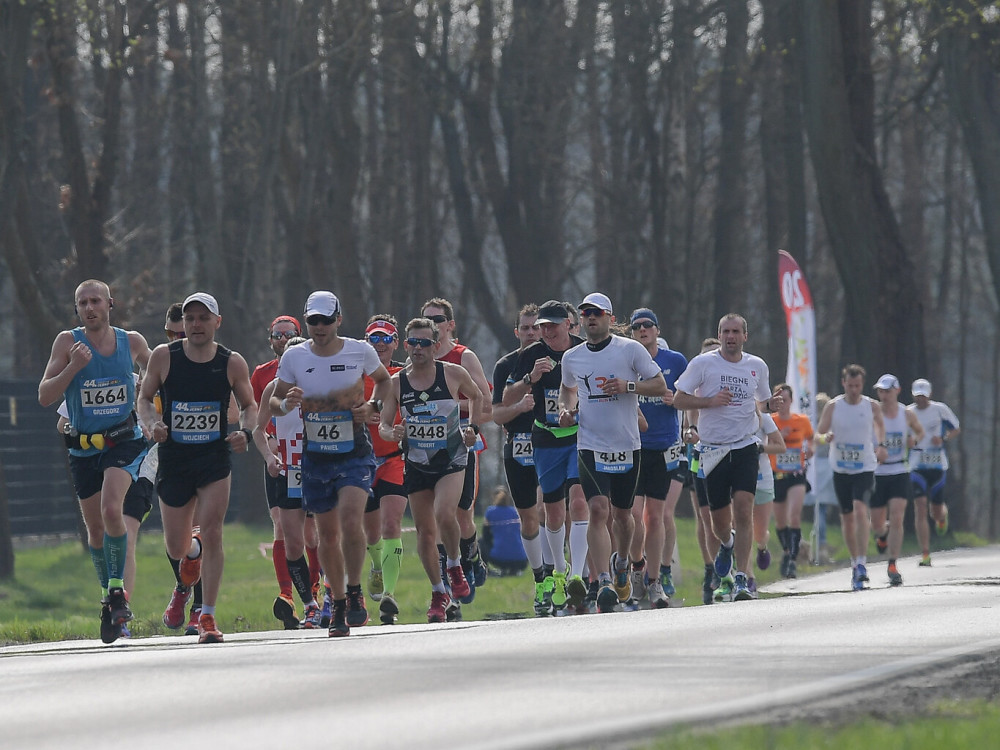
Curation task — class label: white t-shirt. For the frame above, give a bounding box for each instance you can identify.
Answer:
[874,404,910,477]
[828,395,877,474]
[560,336,662,452]
[907,400,960,471]
[674,350,771,448]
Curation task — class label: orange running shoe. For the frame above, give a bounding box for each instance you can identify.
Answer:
[197,612,224,644]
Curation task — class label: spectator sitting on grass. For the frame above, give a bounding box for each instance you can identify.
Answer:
[482,486,528,576]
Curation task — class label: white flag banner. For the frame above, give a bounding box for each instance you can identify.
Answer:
[778,250,818,486]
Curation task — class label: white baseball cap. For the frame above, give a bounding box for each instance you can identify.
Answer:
[874,373,900,391]
[911,378,932,398]
[304,291,341,318]
[181,292,220,316]
[579,292,613,314]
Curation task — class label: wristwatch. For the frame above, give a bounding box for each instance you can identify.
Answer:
[369,399,383,413]
[626,381,636,393]
[522,373,532,386]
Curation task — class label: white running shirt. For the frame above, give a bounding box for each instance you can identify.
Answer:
[560,336,662,452]
[674,350,771,448]
[907,400,960,471]
[828,395,877,474]
[874,405,910,477]
[756,413,778,491]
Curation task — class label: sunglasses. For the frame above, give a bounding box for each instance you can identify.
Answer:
[368,333,395,345]
[270,330,298,340]
[165,329,186,340]
[306,314,336,326]
[426,314,450,324]
[406,337,435,348]
[631,321,656,330]
[580,308,606,318]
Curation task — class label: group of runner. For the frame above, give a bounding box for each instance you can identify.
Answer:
[39,280,961,643]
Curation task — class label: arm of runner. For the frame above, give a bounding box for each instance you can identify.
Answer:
[38,331,86,407]
[672,388,731,411]
[128,330,153,373]
[906,408,925,448]
[557,383,578,428]
[378,374,404,443]
[871,400,888,463]
[815,399,835,441]
[461,349,493,421]
[226,353,258,453]
[254,379,282,476]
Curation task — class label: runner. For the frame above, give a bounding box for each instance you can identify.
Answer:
[872,374,924,586]
[39,279,152,644]
[138,292,258,643]
[768,383,814,579]
[420,297,494,604]
[558,293,667,613]
[907,378,961,566]
[503,300,589,615]
[673,314,781,602]
[627,307,688,608]
[379,317,485,622]
[270,291,391,636]
[360,315,408,625]
[815,364,887,591]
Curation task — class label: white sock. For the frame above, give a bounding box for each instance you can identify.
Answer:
[540,529,555,566]
[569,521,589,578]
[544,525,567,572]
[521,531,544,570]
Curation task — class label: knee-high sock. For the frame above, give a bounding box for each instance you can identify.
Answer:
[367,539,384,571]
[90,546,109,593]
[521,530,543,571]
[544,524,567,573]
[287,555,313,604]
[381,538,403,596]
[306,544,321,592]
[103,532,127,590]
[272,539,293,598]
[569,521,589,579]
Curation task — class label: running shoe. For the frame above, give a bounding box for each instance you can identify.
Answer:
[787,559,798,579]
[747,577,758,598]
[875,532,889,554]
[631,560,647,600]
[178,527,203,587]
[936,513,949,536]
[857,563,869,582]
[346,588,369,627]
[458,560,477,604]
[446,565,471,601]
[887,562,903,587]
[551,570,568,607]
[756,546,771,571]
[621,598,640,612]
[733,572,752,601]
[596,583,619,614]
[99,598,118,644]
[446,598,462,622]
[534,578,554,617]
[107,587,132,627]
[301,602,323,629]
[780,551,791,578]
[197,613,224,644]
[713,575,734,603]
[714,541,734,579]
[320,587,333,627]
[851,566,865,592]
[427,591,451,623]
[185,606,202,636]
[329,603,350,637]
[368,567,384,602]
[610,553,633,602]
[660,568,676,598]
[272,594,299,630]
[919,554,932,567]
[702,566,715,605]
[565,574,588,608]
[585,578,599,609]
[647,579,669,609]
[119,623,131,639]
[379,592,398,625]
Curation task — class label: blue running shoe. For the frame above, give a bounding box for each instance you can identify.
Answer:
[851,566,865,591]
[714,541,734,579]
[596,583,619,613]
[756,546,771,571]
[658,569,676,598]
[857,563,869,582]
[733,572,752,601]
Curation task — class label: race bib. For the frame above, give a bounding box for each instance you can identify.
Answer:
[884,431,905,462]
[595,450,633,474]
[835,443,865,471]
[664,442,685,471]
[80,377,131,420]
[543,388,561,425]
[304,411,354,454]
[696,444,732,478]
[405,414,448,451]
[916,448,944,470]
[170,401,221,444]
[287,464,302,498]
[775,448,802,472]
[512,432,534,466]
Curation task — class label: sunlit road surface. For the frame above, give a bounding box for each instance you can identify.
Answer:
[2,547,998,750]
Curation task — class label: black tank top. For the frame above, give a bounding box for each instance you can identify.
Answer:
[159,341,232,461]
[399,362,466,472]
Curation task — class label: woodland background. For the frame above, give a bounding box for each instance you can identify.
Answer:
[1,1,998,537]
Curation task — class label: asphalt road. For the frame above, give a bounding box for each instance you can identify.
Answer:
[2,547,998,750]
